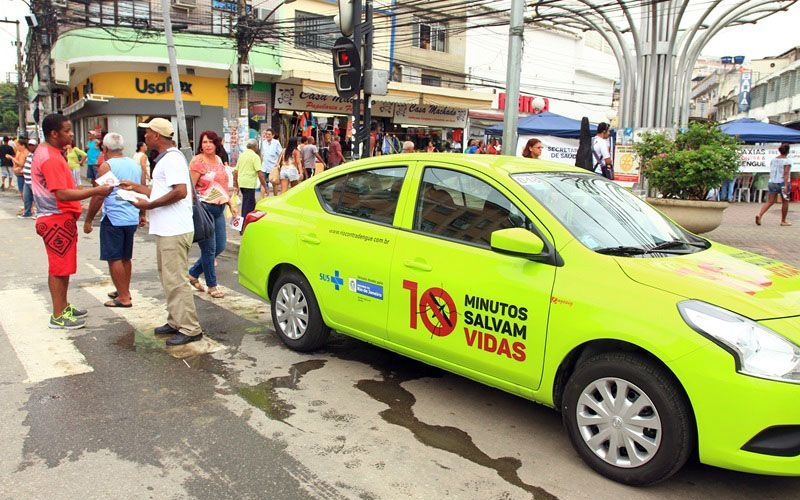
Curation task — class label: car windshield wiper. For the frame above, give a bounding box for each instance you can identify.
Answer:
[595,246,650,256]
[651,240,708,251]
[596,244,691,256]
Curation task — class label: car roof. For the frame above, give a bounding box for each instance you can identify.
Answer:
[341,153,588,177]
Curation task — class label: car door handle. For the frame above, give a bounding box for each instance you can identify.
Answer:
[404,260,432,272]
[299,234,320,245]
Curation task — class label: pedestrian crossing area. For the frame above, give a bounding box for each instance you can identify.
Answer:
[0,277,271,384]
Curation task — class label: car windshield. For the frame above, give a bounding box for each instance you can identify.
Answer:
[513,172,709,255]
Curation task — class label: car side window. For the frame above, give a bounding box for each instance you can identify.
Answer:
[316,167,407,225]
[414,167,528,246]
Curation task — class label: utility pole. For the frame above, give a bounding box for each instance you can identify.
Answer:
[501,0,524,155]
[159,0,192,158]
[0,18,26,135]
[236,0,250,121]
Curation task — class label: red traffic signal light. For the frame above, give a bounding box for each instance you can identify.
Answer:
[331,37,361,99]
[336,50,351,67]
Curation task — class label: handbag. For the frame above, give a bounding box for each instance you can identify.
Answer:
[268,165,280,185]
[192,192,214,243]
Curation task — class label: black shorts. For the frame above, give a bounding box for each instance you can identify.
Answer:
[99,217,138,261]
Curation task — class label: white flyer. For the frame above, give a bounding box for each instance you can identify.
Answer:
[116,189,150,203]
[94,170,120,187]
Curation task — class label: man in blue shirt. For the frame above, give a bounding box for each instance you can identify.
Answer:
[260,128,282,197]
[83,132,145,308]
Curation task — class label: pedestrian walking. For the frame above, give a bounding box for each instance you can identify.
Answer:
[82,132,145,308]
[31,114,113,329]
[260,128,282,197]
[187,130,237,299]
[592,122,614,179]
[18,139,37,218]
[327,134,345,167]
[278,136,303,192]
[234,138,266,226]
[301,136,326,179]
[0,135,15,191]
[120,118,204,346]
[85,132,102,185]
[756,143,793,226]
[65,141,88,188]
[133,141,149,184]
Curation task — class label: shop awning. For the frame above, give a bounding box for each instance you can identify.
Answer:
[282,70,494,110]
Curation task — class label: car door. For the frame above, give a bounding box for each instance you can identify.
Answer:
[297,165,408,339]
[388,165,556,389]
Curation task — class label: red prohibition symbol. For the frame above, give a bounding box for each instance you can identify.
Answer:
[419,287,457,337]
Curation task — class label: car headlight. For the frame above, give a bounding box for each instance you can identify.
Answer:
[678,300,800,384]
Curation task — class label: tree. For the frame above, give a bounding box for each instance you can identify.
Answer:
[0,83,19,134]
[634,122,741,201]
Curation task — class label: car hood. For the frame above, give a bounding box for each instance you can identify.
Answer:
[616,243,800,321]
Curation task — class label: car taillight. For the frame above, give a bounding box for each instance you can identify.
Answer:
[242,211,266,234]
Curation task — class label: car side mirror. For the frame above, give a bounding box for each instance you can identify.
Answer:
[490,228,545,258]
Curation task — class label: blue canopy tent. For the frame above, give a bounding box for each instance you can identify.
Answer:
[719,118,800,143]
[486,111,597,139]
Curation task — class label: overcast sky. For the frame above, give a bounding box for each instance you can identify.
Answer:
[1,0,799,81]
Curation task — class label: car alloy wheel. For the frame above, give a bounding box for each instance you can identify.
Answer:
[274,282,309,340]
[575,377,662,468]
[270,271,331,352]
[562,352,694,485]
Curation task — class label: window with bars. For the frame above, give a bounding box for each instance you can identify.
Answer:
[421,74,442,87]
[86,1,150,27]
[295,12,338,49]
[413,17,446,52]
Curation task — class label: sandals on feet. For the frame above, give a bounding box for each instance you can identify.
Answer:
[207,287,224,298]
[189,277,205,292]
[781,221,793,226]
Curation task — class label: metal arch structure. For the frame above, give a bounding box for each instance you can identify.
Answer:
[529,0,798,130]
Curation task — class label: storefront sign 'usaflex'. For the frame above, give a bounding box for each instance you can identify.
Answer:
[135,77,192,95]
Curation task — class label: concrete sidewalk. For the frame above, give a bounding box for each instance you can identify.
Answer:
[223,200,800,266]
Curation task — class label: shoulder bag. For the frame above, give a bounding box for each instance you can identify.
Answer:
[192,189,214,243]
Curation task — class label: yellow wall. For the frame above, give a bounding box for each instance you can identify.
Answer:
[77,72,229,108]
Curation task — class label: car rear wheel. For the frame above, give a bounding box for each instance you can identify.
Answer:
[270,270,330,351]
[562,352,694,486]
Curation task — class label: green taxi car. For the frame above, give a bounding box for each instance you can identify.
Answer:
[238,153,800,485]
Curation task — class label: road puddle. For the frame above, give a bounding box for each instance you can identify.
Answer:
[237,359,326,422]
[357,373,557,500]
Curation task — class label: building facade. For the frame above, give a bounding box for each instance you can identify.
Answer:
[25,0,493,157]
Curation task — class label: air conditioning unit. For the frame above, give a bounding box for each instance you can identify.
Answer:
[172,0,197,9]
[53,61,70,86]
[51,0,67,8]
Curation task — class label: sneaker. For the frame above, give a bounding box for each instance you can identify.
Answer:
[64,303,88,319]
[17,214,33,219]
[49,310,86,330]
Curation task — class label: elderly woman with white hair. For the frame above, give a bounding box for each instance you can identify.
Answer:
[234,138,266,225]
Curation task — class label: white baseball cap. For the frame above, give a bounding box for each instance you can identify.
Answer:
[138,118,174,138]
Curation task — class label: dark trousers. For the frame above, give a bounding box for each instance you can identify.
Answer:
[240,188,256,222]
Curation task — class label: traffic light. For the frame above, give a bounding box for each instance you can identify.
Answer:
[334,0,356,37]
[332,37,361,99]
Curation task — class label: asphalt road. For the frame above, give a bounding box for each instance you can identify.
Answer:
[1,189,798,500]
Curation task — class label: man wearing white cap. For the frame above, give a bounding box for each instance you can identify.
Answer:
[120,117,203,346]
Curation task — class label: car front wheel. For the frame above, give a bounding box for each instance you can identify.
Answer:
[562,352,694,486]
[270,270,330,351]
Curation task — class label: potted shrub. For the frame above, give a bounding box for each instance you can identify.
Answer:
[634,122,741,233]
